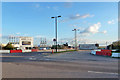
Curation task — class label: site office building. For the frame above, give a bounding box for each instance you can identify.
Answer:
[9,36,33,50]
[19,37,33,50]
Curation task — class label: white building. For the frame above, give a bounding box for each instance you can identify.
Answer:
[9,36,33,50]
[19,37,33,50]
[79,44,98,50]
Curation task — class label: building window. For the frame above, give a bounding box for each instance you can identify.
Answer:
[22,41,31,45]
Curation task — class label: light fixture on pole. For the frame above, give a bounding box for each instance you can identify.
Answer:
[72,29,79,50]
[51,15,61,52]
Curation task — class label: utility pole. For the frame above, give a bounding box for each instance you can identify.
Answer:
[72,29,79,50]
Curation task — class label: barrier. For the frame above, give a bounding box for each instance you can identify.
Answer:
[52,50,54,54]
[101,49,112,52]
[96,51,101,55]
[112,50,117,51]
[91,50,120,58]
[22,50,31,53]
[0,50,10,53]
[91,50,95,55]
[91,49,101,55]
[10,50,22,53]
[111,53,120,58]
[103,52,107,56]
[32,49,38,52]
[107,52,112,56]
[0,49,38,53]
[101,50,112,56]
[101,51,104,55]
[96,50,112,56]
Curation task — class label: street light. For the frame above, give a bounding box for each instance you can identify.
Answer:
[51,16,61,52]
[72,29,79,50]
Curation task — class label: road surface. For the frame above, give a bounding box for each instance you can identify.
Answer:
[1,50,119,78]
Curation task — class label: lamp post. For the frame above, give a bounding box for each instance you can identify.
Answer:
[51,16,61,52]
[72,29,79,50]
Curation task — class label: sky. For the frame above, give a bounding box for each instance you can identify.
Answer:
[2,2,118,46]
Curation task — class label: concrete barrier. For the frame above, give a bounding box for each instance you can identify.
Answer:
[0,50,10,53]
[32,49,38,52]
[112,50,117,51]
[91,50,96,55]
[111,53,120,58]
[101,49,112,52]
[91,49,112,56]
[96,51,112,56]
[0,49,36,53]
[10,50,22,53]
[96,51,102,55]
[91,49,101,55]
[22,50,31,53]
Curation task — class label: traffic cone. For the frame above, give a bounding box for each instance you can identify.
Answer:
[52,50,54,54]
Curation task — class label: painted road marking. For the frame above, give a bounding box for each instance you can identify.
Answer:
[0,56,33,57]
[29,57,37,60]
[0,56,25,57]
[88,71,118,75]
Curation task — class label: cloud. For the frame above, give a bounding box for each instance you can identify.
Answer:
[80,22,101,34]
[108,20,115,24]
[23,34,28,36]
[73,25,85,30]
[58,19,69,23]
[53,6,58,11]
[59,37,113,46]
[79,33,90,37]
[69,14,94,20]
[60,38,86,45]
[47,6,50,9]
[64,2,72,8]
[34,35,44,38]
[59,37,96,46]
[80,22,107,36]
[16,32,20,35]
[59,38,74,45]
[74,37,113,46]
[77,38,95,44]
[101,30,107,34]
[59,13,94,23]
[35,4,40,8]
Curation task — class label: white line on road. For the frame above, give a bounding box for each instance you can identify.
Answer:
[88,71,118,75]
[29,58,37,60]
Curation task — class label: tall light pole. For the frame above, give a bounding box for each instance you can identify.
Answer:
[72,29,79,50]
[51,16,61,52]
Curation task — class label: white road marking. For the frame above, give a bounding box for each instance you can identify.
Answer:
[29,58,37,60]
[0,56,25,57]
[88,71,118,75]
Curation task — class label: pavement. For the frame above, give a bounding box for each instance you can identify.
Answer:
[1,50,119,78]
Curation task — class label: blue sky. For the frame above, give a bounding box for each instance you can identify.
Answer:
[2,2,118,46]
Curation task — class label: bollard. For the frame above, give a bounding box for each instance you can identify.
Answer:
[52,50,54,54]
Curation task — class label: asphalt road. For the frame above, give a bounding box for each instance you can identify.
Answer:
[1,50,119,78]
